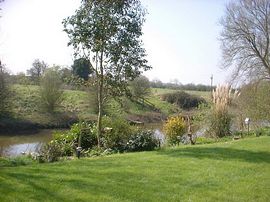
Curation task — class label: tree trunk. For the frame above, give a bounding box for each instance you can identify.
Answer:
[96,51,104,148]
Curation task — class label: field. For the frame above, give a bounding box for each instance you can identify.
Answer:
[0,136,269,201]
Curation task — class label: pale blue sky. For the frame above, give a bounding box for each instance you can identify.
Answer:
[0,0,230,85]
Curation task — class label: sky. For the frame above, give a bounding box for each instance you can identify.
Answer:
[0,0,231,85]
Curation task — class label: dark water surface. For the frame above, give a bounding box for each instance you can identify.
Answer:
[0,130,54,157]
[0,123,165,157]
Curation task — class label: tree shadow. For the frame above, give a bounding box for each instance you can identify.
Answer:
[1,166,155,201]
[157,146,270,164]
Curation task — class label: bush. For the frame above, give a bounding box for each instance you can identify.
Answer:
[163,116,186,145]
[40,68,63,112]
[208,85,238,137]
[130,75,151,99]
[70,122,97,150]
[208,110,231,138]
[39,122,97,162]
[0,68,12,118]
[125,130,158,152]
[39,141,65,162]
[162,91,205,110]
[101,117,134,151]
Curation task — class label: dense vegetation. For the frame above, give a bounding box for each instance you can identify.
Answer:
[161,91,206,110]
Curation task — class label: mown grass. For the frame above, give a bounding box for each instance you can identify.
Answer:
[0,136,269,201]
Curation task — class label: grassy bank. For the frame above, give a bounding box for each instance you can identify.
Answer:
[0,136,269,201]
[1,85,184,131]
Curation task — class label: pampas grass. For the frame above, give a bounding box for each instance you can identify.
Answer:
[209,84,239,137]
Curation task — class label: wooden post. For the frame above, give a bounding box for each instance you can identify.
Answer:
[187,115,195,145]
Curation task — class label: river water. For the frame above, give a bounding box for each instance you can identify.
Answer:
[0,123,165,157]
[0,130,53,157]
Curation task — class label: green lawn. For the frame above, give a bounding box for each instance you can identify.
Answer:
[1,136,269,201]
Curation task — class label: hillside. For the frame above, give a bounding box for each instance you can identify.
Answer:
[1,85,188,131]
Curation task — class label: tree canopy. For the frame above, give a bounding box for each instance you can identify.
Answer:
[72,58,93,81]
[130,75,151,99]
[27,59,48,83]
[220,0,270,82]
[63,0,151,147]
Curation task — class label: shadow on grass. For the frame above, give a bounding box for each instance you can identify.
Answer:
[157,146,270,164]
[1,166,153,201]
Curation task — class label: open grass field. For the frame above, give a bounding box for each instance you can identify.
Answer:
[0,136,269,201]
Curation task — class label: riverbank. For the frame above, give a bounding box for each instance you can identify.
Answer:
[0,84,180,134]
[1,136,269,201]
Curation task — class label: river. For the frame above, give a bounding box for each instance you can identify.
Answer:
[0,130,54,157]
[0,123,165,157]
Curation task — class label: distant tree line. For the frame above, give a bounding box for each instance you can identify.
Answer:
[150,79,214,91]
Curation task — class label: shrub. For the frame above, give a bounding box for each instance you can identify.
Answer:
[40,68,63,112]
[209,110,232,138]
[125,130,158,152]
[162,91,205,110]
[101,117,134,151]
[163,116,186,145]
[130,75,151,99]
[39,122,97,162]
[208,84,239,137]
[0,67,12,118]
[39,141,65,162]
[70,122,97,150]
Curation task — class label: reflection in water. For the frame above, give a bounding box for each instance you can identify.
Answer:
[0,130,53,157]
[143,122,165,144]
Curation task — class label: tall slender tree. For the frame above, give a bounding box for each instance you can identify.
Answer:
[63,0,151,147]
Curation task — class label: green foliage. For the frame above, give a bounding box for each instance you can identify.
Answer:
[150,80,213,91]
[130,75,151,99]
[237,81,270,121]
[101,117,134,151]
[162,91,206,110]
[208,110,232,138]
[39,141,65,162]
[258,127,270,136]
[72,58,93,81]
[0,68,12,118]
[63,0,151,146]
[208,85,238,138]
[9,72,33,85]
[70,122,97,150]
[40,68,63,113]
[39,122,97,162]
[163,116,186,145]
[63,1,151,95]
[0,156,34,167]
[125,130,158,152]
